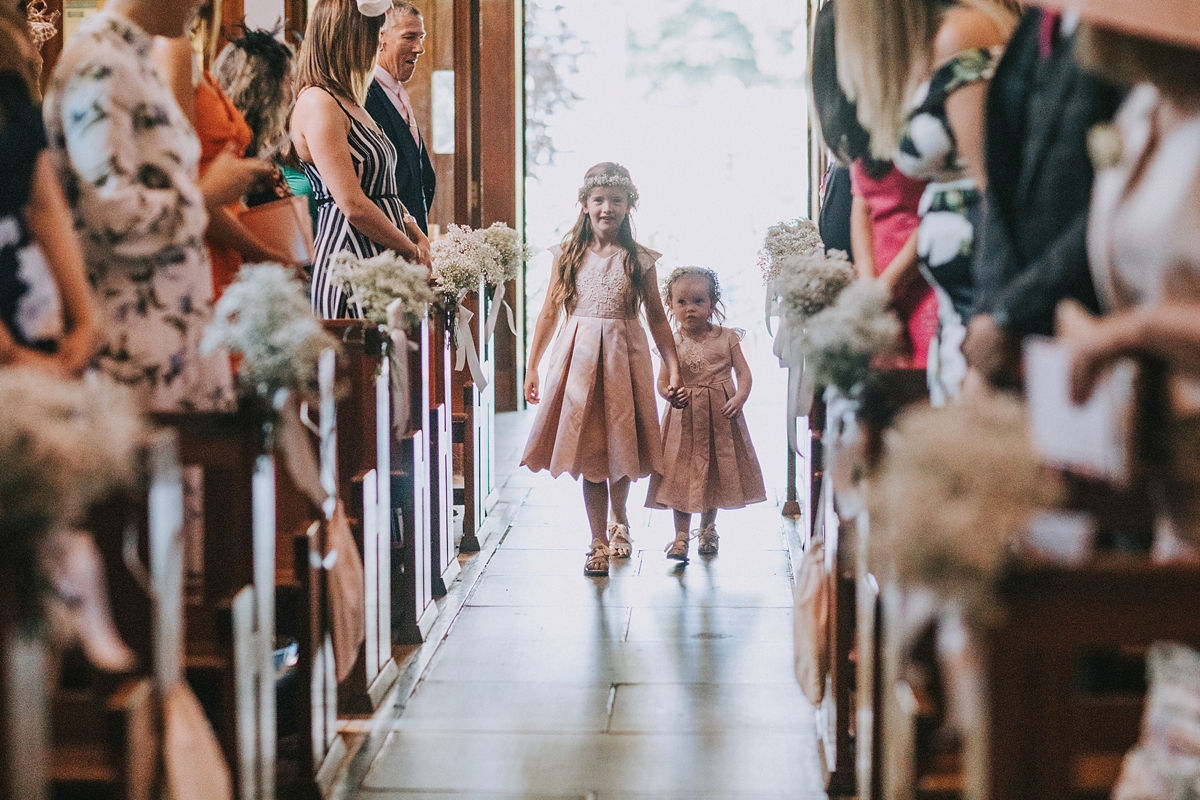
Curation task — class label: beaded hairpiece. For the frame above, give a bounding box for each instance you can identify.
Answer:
[26,0,59,49]
[577,172,640,210]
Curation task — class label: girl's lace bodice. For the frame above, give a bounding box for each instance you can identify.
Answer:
[676,326,742,388]
[553,245,660,319]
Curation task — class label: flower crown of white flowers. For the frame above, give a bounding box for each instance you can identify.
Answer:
[578,173,640,209]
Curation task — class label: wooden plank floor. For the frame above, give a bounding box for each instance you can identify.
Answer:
[355,340,826,799]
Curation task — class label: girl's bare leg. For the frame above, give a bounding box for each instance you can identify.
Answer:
[583,480,610,545]
[667,509,691,560]
[608,477,631,526]
[698,508,720,555]
[607,477,634,557]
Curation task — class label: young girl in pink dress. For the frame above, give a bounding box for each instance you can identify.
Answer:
[522,163,686,576]
[647,267,767,561]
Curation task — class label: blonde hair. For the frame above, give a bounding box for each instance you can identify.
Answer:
[835,0,1017,159]
[550,163,647,315]
[296,0,385,103]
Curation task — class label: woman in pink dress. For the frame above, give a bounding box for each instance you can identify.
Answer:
[851,162,937,366]
[811,0,936,366]
[522,163,686,576]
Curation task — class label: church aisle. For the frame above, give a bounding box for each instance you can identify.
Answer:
[354,412,827,799]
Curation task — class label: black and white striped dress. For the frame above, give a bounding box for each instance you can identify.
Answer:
[302,89,409,319]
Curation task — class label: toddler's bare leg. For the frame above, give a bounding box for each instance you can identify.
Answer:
[673,510,693,536]
[698,509,720,555]
[608,477,631,526]
[583,480,610,546]
[701,509,718,528]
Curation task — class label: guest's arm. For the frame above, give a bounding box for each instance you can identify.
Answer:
[1066,302,1200,403]
[22,152,99,374]
[206,205,300,269]
[850,196,877,281]
[722,340,753,419]
[523,254,563,405]
[292,90,425,265]
[878,231,920,297]
[150,37,196,124]
[642,263,688,407]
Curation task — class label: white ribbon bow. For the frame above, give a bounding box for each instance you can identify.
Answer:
[385,298,418,440]
[772,310,815,453]
[454,301,488,390]
[484,282,519,342]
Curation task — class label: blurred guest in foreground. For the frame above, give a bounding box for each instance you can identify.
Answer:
[43,0,264,410]
[964,6,1124,389]
[836,0,1018,403]
[0,1,98,375]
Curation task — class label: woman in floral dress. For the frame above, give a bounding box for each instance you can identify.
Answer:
[43,0,266,410]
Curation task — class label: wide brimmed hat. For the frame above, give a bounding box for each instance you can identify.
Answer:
[1030,0,1200,49]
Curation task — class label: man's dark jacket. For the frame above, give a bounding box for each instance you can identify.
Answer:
[365,79,436,235]
[972,9,1124,335]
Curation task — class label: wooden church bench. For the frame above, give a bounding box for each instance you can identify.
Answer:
[321,321,404,712]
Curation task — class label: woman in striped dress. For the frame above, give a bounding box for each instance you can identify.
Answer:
[291,0,431,318]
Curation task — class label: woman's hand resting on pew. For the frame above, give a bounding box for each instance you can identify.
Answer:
[1060,300,1200,403]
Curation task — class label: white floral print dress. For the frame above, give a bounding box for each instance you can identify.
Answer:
[894,47,1000,405]
[43,9,232,411]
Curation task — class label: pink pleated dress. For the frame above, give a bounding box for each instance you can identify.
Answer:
[647,326,767,514]
[521,246,664,484]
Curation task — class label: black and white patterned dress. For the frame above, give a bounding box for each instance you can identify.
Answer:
[302,90,409,319]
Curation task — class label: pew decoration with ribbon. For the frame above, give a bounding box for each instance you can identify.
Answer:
[329,249,436,437]
[765,227,855,451]
[431,222,531,392]
[0,368,141,633]
[202,263,342,406]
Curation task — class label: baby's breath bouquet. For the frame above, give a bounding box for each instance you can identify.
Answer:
[775,249,856,326]
[760,217,825,285]
[432,224,494,297]
[0,370,141,535]
[804,280,901,393]
[868,392,1063,617]
[477,222,532,285]
[329,250,435,329]
[0,370,142,625]
[202,264,340,403]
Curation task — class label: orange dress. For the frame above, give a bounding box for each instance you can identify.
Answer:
[194,71,252,297]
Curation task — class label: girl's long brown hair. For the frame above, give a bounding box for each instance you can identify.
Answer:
[551,163,647,315]
[296,0,384,103]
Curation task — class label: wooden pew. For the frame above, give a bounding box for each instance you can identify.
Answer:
[429,309,459,596]
[272,352,345,799]
[151,405,276,800]
[986,558,1200,800]
[820,368,928,800]
[320,322,403,712]
[392,318,439,644]
[49,429,186,800]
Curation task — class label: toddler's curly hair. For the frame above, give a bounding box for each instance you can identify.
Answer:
[662,266,726,325]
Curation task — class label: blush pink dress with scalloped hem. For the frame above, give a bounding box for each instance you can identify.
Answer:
[646,326,767,514]
[521,246,664,484]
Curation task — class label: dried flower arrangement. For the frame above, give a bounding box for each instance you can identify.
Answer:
[477,222,533,285]
[775,249,856,326]
[432,223,531,297]
[867,391,1063,617]
[759,217,825,285]
[804,280,901,393]
[202,264,340,403]
[328,250,435,329]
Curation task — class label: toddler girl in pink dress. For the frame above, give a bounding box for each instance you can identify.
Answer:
[521,163,686,576]
[647,267,767,560]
